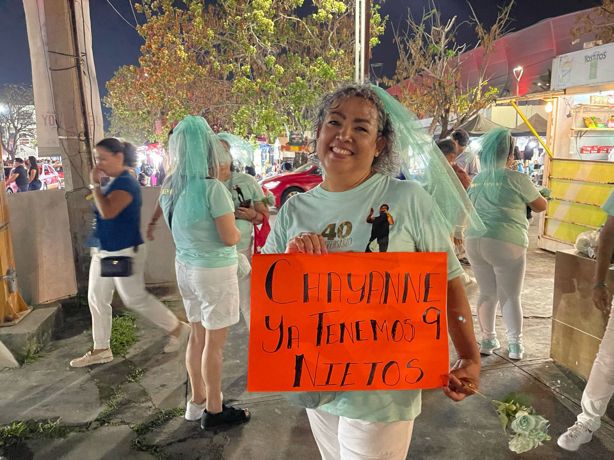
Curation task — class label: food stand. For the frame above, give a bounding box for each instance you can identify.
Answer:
[542,42,614,379]
[538,42,614,253]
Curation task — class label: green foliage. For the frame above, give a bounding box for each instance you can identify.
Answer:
[107,0,386,142]
[0,419,70,448]
[131,407,184,436]
[388,1,512,138]
[97,387,125,421]
[110,313,138,357]
[22,342,42,365]
[127,366,144,383]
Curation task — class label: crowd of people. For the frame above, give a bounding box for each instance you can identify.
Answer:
[64,83,613,458]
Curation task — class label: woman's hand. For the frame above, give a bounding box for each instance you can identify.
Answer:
[235,206,257,221]
[146,222,157,241]
[91,166,104,185]
[443,358,480,402]
[286,232,328,255]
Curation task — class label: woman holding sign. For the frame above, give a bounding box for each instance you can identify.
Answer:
[262,85,482,459]
[159,116,251,431]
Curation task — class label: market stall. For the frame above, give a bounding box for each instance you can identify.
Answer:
[539,42,614,379]
[538,42,614,253]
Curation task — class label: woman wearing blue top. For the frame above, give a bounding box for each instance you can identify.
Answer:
[159,116,250,431]
[263,85,480,459]
[465,128,547,360]
[70,138,185,368]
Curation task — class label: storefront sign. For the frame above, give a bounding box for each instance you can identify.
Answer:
[247,252,449,392]
[551,42,614,90]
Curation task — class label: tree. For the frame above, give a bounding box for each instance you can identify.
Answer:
[388,1,513,139]
[0,84,36,160]
[105,0,386,142]
[572,0,614,45]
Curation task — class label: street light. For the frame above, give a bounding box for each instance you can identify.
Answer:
[513,65,524,97]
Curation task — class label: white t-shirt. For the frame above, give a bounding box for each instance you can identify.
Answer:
[262,173,462,422]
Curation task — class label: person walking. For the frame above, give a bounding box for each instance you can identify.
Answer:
[6,158,29,192]
[159,116,250,431]
[465,128,547,361]
[263,84,481,459]
[26,156,42,191]
[70,138,186,368]
[452,129,480,179]
[557,190,614,451]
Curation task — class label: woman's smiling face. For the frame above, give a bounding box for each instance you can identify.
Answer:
[316,96,384,183]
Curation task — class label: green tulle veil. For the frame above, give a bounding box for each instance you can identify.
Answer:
[371,85,485,236]
[218,132,255,168]
[160,115,230,226]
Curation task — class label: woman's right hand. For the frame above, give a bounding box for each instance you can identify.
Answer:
[146,222,157,241]
[286,232,328,255]
[91,166,104,185]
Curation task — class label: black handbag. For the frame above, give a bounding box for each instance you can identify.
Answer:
[100,256,133,277]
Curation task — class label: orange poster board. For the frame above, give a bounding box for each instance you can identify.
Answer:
[247,252,449,392]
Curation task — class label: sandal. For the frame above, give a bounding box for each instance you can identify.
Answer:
[201,404,251,431]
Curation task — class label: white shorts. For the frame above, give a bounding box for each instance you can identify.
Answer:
[175,261,239,330]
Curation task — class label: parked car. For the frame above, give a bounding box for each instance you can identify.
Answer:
[5,163,61,193]
[260,162,323,207]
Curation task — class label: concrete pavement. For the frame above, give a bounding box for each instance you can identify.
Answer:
[1,221,613,459]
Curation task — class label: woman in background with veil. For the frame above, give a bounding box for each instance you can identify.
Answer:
[159,116,251,431]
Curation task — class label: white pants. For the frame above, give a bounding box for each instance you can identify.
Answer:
[88,246,179,349]
[306,409,414,460]
[238,245,253,329]
[465,237,527,343]
[578,305,614,431]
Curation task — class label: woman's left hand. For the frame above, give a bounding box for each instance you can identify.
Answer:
[235,206,256,221]
[443,358,480,402]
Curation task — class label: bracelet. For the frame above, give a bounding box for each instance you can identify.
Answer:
[594,282,608,289]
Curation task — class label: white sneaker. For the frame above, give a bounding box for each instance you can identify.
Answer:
[185,400,206,421]
[479,338,501,355]
[557,421,593,451]
[508,342,525,360]
[164,323,190,353]
[184,393,223,421]
[70,349,113,368]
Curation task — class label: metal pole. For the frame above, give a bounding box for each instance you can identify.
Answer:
[354,0,360,82]
[363,0,371,83]
[511,100,553,158]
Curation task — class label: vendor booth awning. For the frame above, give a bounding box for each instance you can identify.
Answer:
[512,113,548,136]
[457,114,509,136]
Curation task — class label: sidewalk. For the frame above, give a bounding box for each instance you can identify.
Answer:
[1,222,613,459]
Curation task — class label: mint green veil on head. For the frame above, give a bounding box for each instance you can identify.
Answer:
[370,85,485,236]
[477,127,513,171]
[160,115,228,225]
[218,132,255,168]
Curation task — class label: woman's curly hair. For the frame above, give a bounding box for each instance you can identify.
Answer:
[312,84,398,175]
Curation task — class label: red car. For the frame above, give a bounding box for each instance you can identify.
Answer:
[260,162,322,207]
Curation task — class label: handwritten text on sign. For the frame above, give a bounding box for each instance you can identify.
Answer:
[247,252,449,392]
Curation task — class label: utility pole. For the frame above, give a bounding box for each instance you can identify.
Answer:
[24,0,104,292]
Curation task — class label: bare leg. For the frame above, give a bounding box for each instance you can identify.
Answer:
[203,327,229,414]
[186,322,207,404]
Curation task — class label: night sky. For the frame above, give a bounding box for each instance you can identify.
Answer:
[1,0,600,97]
